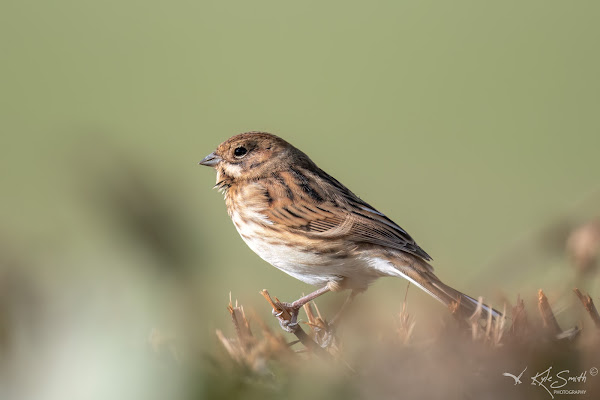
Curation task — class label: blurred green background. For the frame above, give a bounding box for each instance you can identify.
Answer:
[1,1,599,399]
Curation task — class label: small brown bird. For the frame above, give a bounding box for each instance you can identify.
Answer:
[200,132,497,329]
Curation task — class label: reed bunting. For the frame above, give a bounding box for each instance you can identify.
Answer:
[200,132,498,329]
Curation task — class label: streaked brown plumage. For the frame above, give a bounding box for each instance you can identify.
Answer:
[200,132,498,327]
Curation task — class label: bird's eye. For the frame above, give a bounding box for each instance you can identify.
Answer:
[234,146,248,158]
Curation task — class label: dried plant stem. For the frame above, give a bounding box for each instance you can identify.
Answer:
[492,304,507,345]
[397,283,416,344]
[227,293,253,348]
[511,295,526,334]
[303,302,327,332]
[537,289,562,335]
[573,288,600,329]
[216,329,242,363]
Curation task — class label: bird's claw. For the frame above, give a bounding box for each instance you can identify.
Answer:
[278,318,299,333]
[312,321,336,347]
[271,303,300,333]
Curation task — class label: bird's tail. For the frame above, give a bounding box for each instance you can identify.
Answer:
[395,263,501,320]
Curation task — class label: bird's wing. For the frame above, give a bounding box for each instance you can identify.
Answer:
[260,168,432,261]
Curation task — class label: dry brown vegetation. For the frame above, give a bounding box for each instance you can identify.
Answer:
[210,288,600,400]
[209,219,600,400]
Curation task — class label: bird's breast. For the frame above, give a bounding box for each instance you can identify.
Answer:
[224,181,386,289]
[228,204,369,288]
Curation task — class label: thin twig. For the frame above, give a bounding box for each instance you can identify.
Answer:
[227,293,253,349]
[537,289,562,335]
[216,329,241,363]
[303,302,327,331]
[573,288,600,329]
[511,294,528,338]
[397,283,415,344]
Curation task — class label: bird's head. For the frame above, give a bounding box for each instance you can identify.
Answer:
[199,131,308,182]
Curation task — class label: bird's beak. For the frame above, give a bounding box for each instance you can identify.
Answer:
[199,152,222,167]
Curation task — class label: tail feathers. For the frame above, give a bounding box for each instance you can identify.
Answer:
[398,268,501,320]
[429,279,501,319]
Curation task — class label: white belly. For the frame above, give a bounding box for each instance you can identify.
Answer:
[230,210,382,289]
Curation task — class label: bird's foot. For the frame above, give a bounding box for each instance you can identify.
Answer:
[271,303,301,333]
[278,318,300,333]
[312,321,336,348]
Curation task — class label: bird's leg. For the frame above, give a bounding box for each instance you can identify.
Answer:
[289,285,332,310]
[280,282,358,349]
[309,289,360,347]
[329,289,360,326]
[273,286,331,333]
